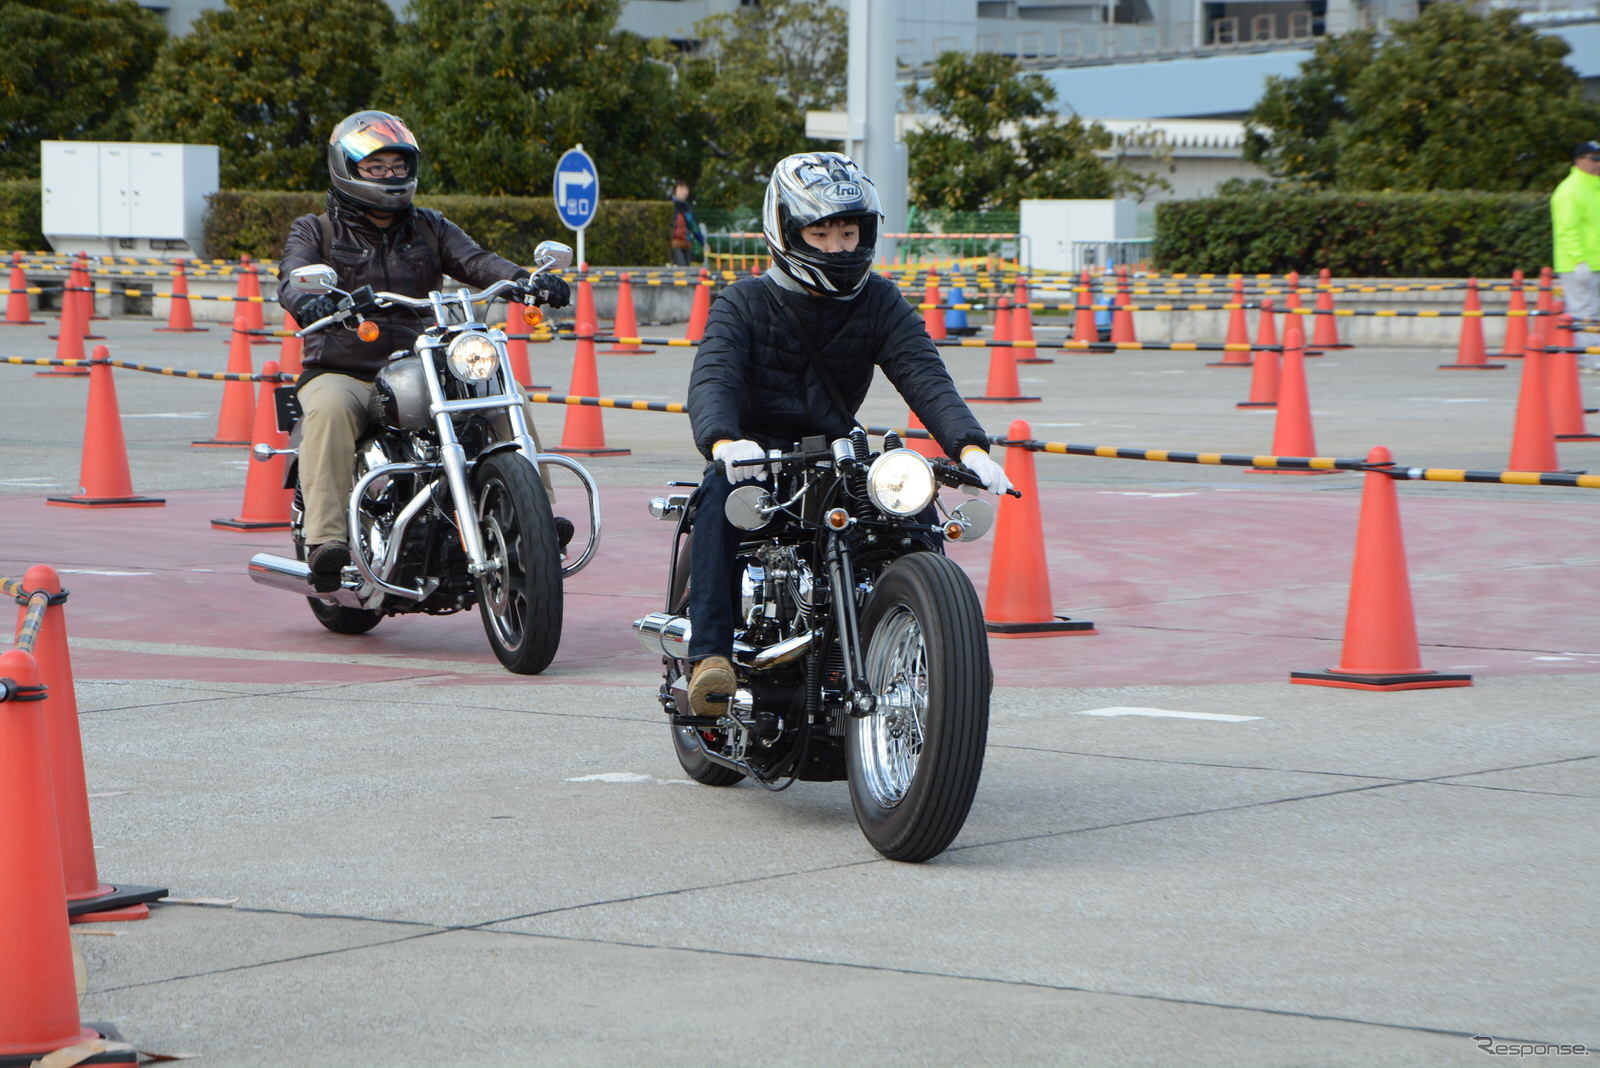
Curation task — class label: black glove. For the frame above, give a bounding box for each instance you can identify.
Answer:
[293,294,340,326]
[348,285,381,315]
[517,270,570,309]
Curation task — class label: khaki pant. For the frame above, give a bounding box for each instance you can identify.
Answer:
[297,371,551,547]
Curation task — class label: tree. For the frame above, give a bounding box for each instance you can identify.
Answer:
[381,0,680,200]
[129,0,393,189]
[672,0,849,210]
[0,0,165,178]
[1245,6,1600,192]
[904,52,1164,212]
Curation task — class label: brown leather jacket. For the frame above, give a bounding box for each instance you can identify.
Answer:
[277,196,522,382]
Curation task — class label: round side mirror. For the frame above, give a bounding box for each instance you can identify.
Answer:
[533,241,574,272]
[724,485,773,531]
[949,497,995,541]
[287,264,339,295]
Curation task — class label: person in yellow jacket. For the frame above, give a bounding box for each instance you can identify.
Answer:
[1552,139,1600,371]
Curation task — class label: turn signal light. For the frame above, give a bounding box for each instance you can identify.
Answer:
[943,520,965,541]
[825,507,851,530]
[522,305,544,326]
[357,320,381,343]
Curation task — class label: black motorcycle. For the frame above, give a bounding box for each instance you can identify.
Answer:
[633,430,1009,862]
[248,241,599,675]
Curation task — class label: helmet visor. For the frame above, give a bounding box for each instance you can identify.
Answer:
[336,116,419,164]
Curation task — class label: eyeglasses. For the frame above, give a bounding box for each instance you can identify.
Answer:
[357,163,409,178]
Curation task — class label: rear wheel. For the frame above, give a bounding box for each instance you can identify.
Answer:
[666,530,744,786]
[294,530,381,636]
[472,451,563,674]
[847,553,990,862]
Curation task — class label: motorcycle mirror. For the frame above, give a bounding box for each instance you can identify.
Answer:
[724,485,773,531]
[532,241,574,273]
[287,264,340,295]
[949,497,995,541]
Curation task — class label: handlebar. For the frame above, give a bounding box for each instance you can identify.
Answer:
[731,451,1022,498]
[294,275,553,338]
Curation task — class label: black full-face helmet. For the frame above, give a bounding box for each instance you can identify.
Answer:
[762,151,883,297]
[327,110,420,211]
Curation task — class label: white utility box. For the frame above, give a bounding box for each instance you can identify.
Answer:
[41,141,219,259]
[1020,199,1143,272]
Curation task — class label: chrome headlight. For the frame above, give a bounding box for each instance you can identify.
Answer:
[866,448,936,517]
[445,333,500,382]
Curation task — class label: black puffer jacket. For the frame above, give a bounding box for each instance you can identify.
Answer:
[276,196,522,382]
[688,274,992,459]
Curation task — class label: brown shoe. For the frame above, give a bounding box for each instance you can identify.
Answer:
[687,655,735,717]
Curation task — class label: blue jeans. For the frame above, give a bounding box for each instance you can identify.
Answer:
[686,463,739,663]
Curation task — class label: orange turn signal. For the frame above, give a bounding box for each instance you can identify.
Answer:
[825,508,851,530]
[357,320,381,343]
[943,520,965,541]
[522,305,544,326]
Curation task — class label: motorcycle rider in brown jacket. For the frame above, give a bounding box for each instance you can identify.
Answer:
[276,110,571,590]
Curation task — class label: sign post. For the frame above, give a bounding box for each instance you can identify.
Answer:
[553,145,599,269]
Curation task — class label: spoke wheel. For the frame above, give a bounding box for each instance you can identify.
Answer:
[666,530,744,786]
[847,553,990,862]
[472,452,562,674]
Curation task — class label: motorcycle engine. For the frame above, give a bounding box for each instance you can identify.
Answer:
[740,546,812,643]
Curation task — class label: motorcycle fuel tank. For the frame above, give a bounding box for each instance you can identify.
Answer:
[374,354,431,431]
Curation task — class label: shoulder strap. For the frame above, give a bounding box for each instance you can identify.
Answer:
[411,208,443,263]
[315,213,335,263]
[763,284,857,428]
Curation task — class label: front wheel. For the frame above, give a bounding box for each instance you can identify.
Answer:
[847,553,991,862]
[472,452,563,674]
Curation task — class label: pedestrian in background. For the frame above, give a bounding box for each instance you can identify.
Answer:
[669,180,706,268]
[1551,138,1600,371]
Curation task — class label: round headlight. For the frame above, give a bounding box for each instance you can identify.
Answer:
[446,333,500,382]
[866,448,936,517]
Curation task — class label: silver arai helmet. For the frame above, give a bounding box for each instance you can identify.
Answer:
[762,152,883,297]
[327,110,420,212]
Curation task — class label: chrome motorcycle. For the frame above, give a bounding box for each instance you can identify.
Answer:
[248,241,599,675]
[633,430,1010,861]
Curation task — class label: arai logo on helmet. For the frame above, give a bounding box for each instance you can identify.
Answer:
[822,182,862,202]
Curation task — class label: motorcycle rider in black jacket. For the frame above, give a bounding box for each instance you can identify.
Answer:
[276,110,571,591]
[683,151,1013,715]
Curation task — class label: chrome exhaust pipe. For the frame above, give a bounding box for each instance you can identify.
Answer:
[248,553,368,609]
[740,629,816,671]
[633,612,691,657]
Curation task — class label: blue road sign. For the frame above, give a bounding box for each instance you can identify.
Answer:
[553,147,599,231]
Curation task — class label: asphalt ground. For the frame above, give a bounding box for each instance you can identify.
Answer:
[1,305,1596,1065]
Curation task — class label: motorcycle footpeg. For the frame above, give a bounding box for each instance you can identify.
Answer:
[670,714,726,729]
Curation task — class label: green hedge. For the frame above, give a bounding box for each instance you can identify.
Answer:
[1153,192,1550,277]
[204,191,674,266]
[0,180,45,252]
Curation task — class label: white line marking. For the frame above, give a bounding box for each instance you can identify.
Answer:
[122,412,209,419]
[564,772,694,785]
[1075,706,1261,722]
[57,569,155,577]
[0,477,59,486]
[1095,491,1197,498]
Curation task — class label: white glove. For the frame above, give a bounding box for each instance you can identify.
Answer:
[712,439,766,484]
[960,447,1012,496]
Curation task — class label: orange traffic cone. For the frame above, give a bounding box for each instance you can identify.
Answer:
[1494,269,1528,359]
[1254,315,1336,474]
[1525,267,1554,360]
[193,307,256,447]
[1070,271,1097,349]
[15,566,167,921]
[40,260,91,377]
[79,254,107,330]
[154,260,206,333]
[966,297,1039,403]
[1292,446,1472,690]
[904,409,942,459]
[1440,279,1504,370]
[278,308,304,376]
[1310,267,1342,351]
[684,268,711,342]
[557,284,629,457]
[1208,278,1252,367]
[984,420,1094,637]
[239,254,270,343]
[213,361,294,529]
[1012,276,1051,364]
[0,648,131,1065]
[1237,298,1279,408]
[603,272,653,354]
[1110,286,1136,344]
[47,347,165,507]
[1507,339,1561,472]
[1547,304,1600,442]
[2,252,42,325]
[923,271,947,341]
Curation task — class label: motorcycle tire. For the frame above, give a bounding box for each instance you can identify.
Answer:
[847,552,991,862]
[471,451,562,675]
[294,538,382,636]
[666,532,745,787]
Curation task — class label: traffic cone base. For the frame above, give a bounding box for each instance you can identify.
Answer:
[1291,669,1473,691]
[966,395,1042,403]
[555,445,631,456]
[68,887,164,922]
[1437,363,1505,370]
[46,493,165,507]
[189,439,250,448]
[987,616,1096,638]
[1236,401,1276,409]
[211,516,292,530]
